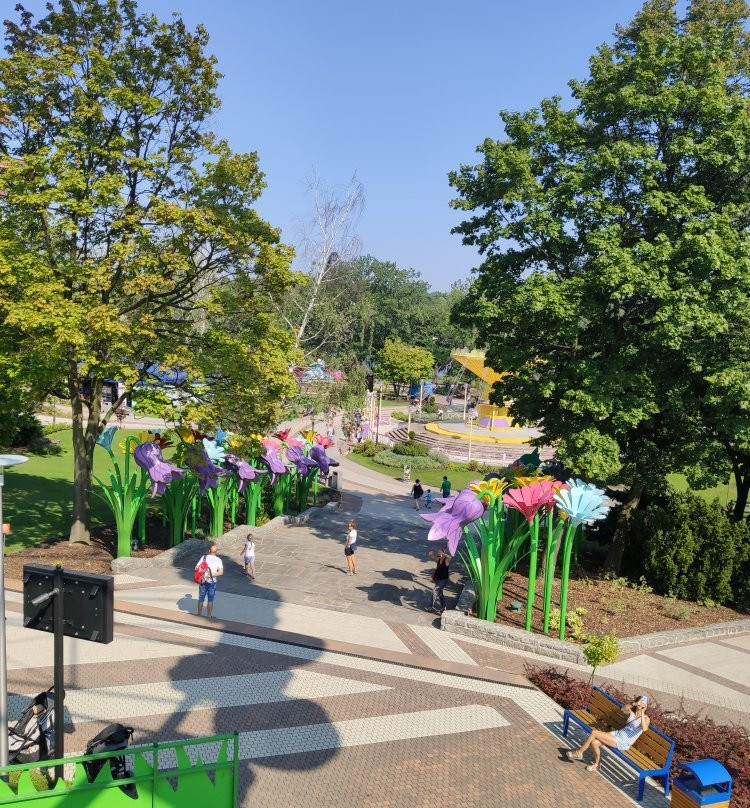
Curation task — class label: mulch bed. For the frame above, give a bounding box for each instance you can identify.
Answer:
[483,570,746,639]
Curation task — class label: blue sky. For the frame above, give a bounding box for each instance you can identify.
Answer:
[21,1,650,288]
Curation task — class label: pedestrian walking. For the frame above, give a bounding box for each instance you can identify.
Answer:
[411,479,424,509]
[423,489,434,508]
[440,476,452,498]
[194,544,223,619]
[427,548,451,613]
[345,520,358,575]
[240,534,256,579]
[327,424,335,440]
[355,426,363,443]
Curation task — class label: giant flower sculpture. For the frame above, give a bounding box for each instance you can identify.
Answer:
[553,478,611,639]
[202,438,226,465]
[502,480,557,522]
[259,447,288,485]
[96,426,118,454]
[134,442,186,497]
[314,434,335,449]
[286,445,319,477]
[184,446,229,496]
[420,488,486,555]
[309,444,339,477]
[225,453,267,494]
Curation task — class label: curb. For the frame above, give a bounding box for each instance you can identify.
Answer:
[441,582,750,664]
[111,502,337,573]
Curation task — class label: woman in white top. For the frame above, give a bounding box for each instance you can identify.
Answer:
[239,535,256,579]
[345,520,358,575]
[567,695,650,772]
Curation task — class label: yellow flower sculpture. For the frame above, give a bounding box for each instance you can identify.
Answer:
[301,429,317,443]
[118,431,148,453]
[469,477,508,504]
[514,474,555,487]
[176,425,196,444]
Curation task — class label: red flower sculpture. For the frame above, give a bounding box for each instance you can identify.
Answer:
[148,431,174,449]
[273,429,291,442]
[315,435,335,449]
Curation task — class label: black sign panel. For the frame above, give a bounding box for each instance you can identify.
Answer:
[23,565,114,644]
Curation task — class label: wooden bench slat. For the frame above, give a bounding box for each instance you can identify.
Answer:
[621,748,659,770]
[632,732,670,767]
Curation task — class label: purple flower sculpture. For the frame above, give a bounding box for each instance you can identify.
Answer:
[134,442,186,497]
[184,446,229,496]
[286,446,319,477]
[259,447,288,485]
[224,454,267,494]
[309,444,339,477]
[420,487,486,555]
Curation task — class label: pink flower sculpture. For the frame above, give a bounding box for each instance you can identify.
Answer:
[261,437,282,450]
[314,435,335,449]
[134,442,186,497]
[224,454,267,494]
[502,480,559,522]
[420,487,486,555]
[310,444,339,476]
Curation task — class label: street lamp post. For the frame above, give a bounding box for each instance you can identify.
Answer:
[0,454,28,769]
[375,387,383,445]
[467,410,478,464]
[463,383,469,420]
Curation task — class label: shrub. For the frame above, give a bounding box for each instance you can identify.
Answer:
[662,596,692,621]
[392,441,429,457]
[428,449,449,465]
[0,407,43,449]
[42,423,72,436]
[352,439,379,457]
[391,411,408,421]
[582,633,620,681]
[372,451,441,470]
[408,431,416,441]
[629,487,750,607]
[548,607,588,641]
[526,665,750,808]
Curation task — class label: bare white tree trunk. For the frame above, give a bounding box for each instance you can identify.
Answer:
[288,174,365,355]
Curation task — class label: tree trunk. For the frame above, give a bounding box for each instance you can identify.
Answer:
[68,369,103,543]
[604,486,642,574]
[733,467,750,522]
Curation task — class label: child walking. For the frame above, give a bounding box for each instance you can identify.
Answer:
[240,534,256,579]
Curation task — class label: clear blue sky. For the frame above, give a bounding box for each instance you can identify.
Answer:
[24,0,650,289]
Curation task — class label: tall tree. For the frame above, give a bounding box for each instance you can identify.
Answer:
[451,0,750,568]
[377,339,435,397]
[0,0,297,542]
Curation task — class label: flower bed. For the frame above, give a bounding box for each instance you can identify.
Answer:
[526,665,750,808]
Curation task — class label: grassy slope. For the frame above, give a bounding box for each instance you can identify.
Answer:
[2,428,142,552]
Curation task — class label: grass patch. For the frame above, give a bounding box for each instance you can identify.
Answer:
[347,452,479,490]
[2,428,144,551]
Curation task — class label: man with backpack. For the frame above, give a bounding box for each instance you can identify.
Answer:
[194,544,223,619]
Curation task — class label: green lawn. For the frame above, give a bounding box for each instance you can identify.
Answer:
[2,428,142,552]
[347,452,479,491]
[349,454,738,505]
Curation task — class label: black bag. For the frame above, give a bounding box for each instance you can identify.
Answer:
[83,723,137,798]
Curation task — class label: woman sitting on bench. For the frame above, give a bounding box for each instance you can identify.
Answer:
[566,695,650,772]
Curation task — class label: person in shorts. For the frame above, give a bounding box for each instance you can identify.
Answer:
[345,520,358,575]
[239,534,256,579]
[411,479,424,509]
[195,544,223,619]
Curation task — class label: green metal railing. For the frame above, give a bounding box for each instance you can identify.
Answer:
[0,733,239,807]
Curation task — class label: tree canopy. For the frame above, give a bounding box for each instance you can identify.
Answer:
[451,0,750,565]
[0,0,298,541]
[377,338,435,396]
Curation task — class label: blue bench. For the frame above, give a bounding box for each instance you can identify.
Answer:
[562,686,674,800]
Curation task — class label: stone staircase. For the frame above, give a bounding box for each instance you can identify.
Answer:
[385,425,554,465]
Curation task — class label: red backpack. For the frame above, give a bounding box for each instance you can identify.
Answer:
[194,556,211,584]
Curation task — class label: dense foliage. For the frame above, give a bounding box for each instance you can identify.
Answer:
[377,339,435,396]
[527,665,750,808]
[628,488,750,609]
[450,0,750,570]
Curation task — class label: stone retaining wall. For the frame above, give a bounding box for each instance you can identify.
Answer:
[111,503,335,573]
[442,582,750,663]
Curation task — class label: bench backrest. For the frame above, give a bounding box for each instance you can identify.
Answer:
[593,687,674,769]
[632,727,674,769]
[589,689,627,729]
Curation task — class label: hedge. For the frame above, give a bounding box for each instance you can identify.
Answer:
[372,450,441,470]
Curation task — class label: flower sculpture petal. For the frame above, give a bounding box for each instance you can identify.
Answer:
[420,487,486,555]
[259,447,289,485]
[502,479,558,522]
[286,445,320,477]
[309,444,339,476]
[260,437,281,450]
[301,429,317,444]
[134,441,186,497]
[224,453,267,494]
[286,438,305,448]
[314,434,335,449]
[553,478,610,527]
[469,477,508,504]
[96,426,118,452]
[202,438,227,464]
[147,430,173,449]
[214,428,230,446]
[273,429,291,442]
[183,446,229,496]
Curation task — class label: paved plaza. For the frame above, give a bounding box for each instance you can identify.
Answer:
[4,447,748,805]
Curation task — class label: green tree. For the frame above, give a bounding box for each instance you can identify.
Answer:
[377,339,434,396]
[450,0,750,569]
[0,0,297,543]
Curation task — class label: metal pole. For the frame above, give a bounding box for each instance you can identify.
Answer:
[463,383,468,420]
[53,565,65,784]
[468,417,474,464]
[418,382,423,413]
[375,389,383,445]
[0,467,6,770]
[406,404,412,435]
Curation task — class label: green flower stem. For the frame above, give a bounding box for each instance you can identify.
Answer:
[273,479,286,517]
[205,477,232,537]
[524,514,539,631]
[244,482,262,526]
[162,474,198,546]
[542,514,564,634]
[558,522,578,641]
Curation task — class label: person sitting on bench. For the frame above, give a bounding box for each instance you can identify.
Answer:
[566,695,650,772]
